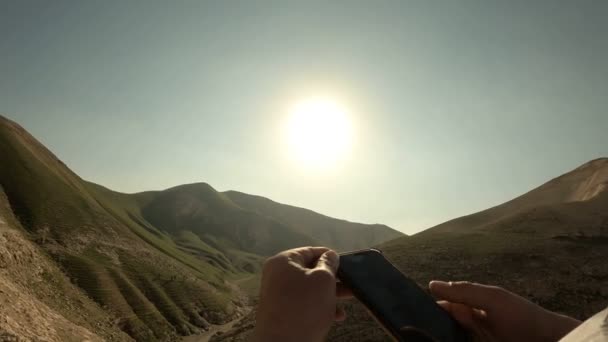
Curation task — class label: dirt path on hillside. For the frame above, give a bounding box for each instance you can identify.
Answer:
[181,306,252,342]
[182,274,257,342]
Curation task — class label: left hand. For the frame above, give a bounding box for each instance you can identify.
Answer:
[252,246,352,342]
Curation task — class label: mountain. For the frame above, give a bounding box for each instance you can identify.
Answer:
[416,158,608,236]
[0,115,243,341]
[223,191,403,251]
[0,114,402,341]
[327,158,608,341]
[0,188,131,341]
[217,158,608,342]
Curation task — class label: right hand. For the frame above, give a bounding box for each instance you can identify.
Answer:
[429,281,581,342]
[252,247,352,342]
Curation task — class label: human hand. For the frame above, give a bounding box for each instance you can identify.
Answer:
[429,281,581,342]
[252,247,352,342]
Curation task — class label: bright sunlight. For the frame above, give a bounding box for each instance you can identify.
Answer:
[284,98,353,169]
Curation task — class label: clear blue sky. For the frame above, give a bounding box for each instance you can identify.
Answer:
[1,1,607,234]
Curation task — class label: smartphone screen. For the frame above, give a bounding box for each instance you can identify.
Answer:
[338,249,469,342]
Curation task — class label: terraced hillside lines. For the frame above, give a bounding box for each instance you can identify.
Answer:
[109,268,176,341]
[0,200,131,341]
[0,115,244,341]
[85,182,229,281]
[2,114,406,341]
[59,254,161,341]
[173,230,236,272]
[118,253,235,325]
[223,249,264,274]
[223,190,404,251]
[58,249,239,341]
[130,274,203,336]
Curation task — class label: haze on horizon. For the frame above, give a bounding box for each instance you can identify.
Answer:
[1,1,607,234]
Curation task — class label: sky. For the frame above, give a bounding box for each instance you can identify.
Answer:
[1,1,607,234]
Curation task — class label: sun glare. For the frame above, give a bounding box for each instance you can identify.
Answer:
[284,98,353,169]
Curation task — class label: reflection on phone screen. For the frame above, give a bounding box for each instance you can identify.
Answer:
[339,251,468,342]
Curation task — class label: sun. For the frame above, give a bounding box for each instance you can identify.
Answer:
[284,98,353,168]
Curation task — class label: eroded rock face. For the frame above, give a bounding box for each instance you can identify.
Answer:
[0,275,101,342]
[0,223,101,341]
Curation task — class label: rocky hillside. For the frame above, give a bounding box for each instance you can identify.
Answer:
[0,186,130,341]
[0,115,245,341]
[329,158,608,341]
[0,114,401,341]
[216,158,608,342]
[416,158,608,236]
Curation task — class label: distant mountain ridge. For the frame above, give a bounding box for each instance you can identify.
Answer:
[0,114,402,341]
[138,183,318,256]
[417,157,608,236]
[224,190,403,251]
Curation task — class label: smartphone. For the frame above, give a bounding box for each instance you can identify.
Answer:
[337,249,470,342]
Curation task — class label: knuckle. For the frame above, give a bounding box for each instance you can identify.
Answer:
[263,254,288,272]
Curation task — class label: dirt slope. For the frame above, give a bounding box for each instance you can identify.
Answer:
[0,188,130,341]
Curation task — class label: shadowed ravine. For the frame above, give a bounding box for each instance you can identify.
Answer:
[182,307,252,342]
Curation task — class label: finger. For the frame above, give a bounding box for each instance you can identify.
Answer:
[436,300,477,330]
[315,250,339,276]
[334,307,347,322]
[429,280,505,311]
[337,282,354,299]
[437,301,487,322]
[286,246,330,268]
[473,308,487,319]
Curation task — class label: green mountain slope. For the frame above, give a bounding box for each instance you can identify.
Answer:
[1,114,401,341]
[0,185,131,341]
[224,191,404,252]
[139,183,320,257]
[0,116,242,341]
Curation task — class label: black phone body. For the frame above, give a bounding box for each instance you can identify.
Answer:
[337,249,470,342]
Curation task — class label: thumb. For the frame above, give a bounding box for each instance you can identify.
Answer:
[315,250,339,276]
